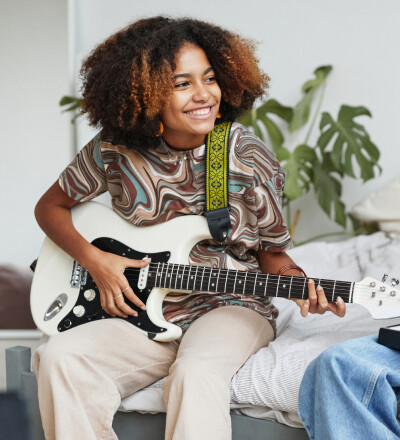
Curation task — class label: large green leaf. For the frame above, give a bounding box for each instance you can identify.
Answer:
[277,144,316,200]
[312,153,347,227]
[317,105,380,181]
[238,99,292,152]
[289,65,332,132]
[256,99,293,122]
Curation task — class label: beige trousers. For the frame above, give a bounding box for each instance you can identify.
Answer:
[34,306,274,440]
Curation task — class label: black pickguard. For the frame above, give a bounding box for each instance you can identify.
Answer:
[57,237,170,339]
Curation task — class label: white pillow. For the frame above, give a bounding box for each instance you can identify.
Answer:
[352,174,400,237]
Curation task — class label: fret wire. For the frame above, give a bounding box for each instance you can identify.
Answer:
[224,269,229,293]
[253,273,258,296]
[163,263,167,289]
[159,263,163,288]
[302,278,306,299]
[168,263,173,289]
[275,275,281,297]
[200,267,206,292]
[155,262,160,287]
[158,263,162,288]
[243,272,248,295]
[162,263,167,288]
[180,265,185,291]
[174,264,179,290]
[193,266,199,291]
[164,263,168,289]
[216,269,221,293]
[263,273,269,296]
[207,268,212,292]
[186,266,192,291]
[233,271,238,294]
[332,280,336,302]
[288,276,293,298]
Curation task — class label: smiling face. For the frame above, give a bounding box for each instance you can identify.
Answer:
[160,43,222,150]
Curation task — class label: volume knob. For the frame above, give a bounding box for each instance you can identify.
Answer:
[84,289,96,301]
[73,305,85,318]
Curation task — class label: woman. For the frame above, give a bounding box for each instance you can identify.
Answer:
[34,16,345,440]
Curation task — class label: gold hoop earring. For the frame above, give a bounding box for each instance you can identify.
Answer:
[156,122,164,137]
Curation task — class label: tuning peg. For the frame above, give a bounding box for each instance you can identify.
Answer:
[392,278,400,287]
[382,274,388,283]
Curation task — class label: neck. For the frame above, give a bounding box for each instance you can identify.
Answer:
[162,132,206,151]
[142,262,355,303]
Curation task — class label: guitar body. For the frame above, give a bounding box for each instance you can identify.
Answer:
[31,202,400,342]
[30,202,212,341]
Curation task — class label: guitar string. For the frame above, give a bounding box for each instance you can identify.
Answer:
[72,256,392,300]
[121,264,395,296]
[116,267,396,300]
[122,263,386,293]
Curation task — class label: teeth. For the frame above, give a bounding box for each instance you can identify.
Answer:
[186,107,211,116]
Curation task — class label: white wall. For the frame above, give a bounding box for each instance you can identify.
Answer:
[0,0,71,267]
[72,0,400,244]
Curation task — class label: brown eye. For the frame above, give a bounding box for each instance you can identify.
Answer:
[174,82,189,88]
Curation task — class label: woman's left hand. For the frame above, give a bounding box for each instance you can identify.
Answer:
[294,279,346,317]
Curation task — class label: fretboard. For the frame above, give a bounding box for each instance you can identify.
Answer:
[146,262,354,303]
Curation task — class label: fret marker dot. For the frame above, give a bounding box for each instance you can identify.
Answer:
[212,283,215,287]
[191,276,194,279]
[167,274,170,277]
[259,282,262,286]
[283,284,286,288]
[178,275,181,278]
[239,281,242,284]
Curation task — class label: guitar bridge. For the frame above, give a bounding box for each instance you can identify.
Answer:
[70,261,88,288]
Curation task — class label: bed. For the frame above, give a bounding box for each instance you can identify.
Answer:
[5,230,400,440]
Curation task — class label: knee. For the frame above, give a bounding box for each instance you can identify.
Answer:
[169,356,224,386]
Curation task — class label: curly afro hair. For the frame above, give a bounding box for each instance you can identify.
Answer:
[80,16,270,149]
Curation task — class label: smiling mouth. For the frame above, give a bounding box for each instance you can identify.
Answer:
[185,106,212,116]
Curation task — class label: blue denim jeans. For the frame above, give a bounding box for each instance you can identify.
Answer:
[298,335,400,440]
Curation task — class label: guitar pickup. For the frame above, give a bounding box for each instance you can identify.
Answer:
[138,258,150,290]
[70,261,88,288]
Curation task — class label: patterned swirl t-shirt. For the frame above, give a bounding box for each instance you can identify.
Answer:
[59,122,292,332]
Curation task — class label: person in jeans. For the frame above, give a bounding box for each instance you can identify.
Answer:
[298,334,400,440]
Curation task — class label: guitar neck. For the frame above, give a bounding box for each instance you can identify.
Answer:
[147,263,354,303]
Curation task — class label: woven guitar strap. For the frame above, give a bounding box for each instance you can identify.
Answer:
[204,121,232,242]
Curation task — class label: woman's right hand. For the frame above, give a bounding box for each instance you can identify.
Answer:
[83,248,151,318]
[35,181,151,319]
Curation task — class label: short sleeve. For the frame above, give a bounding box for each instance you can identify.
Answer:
[58,133,107,202]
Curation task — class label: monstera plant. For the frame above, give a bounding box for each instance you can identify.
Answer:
[238,66,381,240]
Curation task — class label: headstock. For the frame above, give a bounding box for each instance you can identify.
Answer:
[353,275,400,319]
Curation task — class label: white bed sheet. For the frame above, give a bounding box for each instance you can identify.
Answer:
[119,232,400,427]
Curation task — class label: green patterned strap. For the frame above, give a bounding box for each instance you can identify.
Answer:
[204,121,232,242]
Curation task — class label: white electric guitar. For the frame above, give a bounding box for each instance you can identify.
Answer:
[31,202,400,342]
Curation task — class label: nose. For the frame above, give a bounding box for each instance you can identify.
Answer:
[192,82,210,102]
